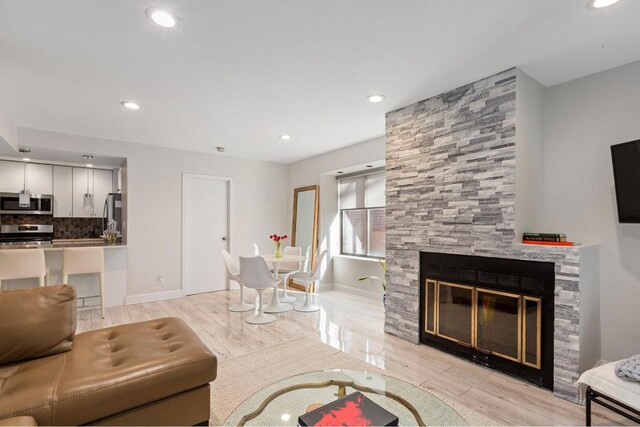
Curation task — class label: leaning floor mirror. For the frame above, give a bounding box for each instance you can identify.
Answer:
[291,185,320,291]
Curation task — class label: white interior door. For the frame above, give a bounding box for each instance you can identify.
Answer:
[182,174,229,295]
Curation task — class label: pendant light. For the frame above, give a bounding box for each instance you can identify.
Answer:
[83,167,94,210]
[18,161,31,207]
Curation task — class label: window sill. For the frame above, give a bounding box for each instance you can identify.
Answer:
[334,254,384,263]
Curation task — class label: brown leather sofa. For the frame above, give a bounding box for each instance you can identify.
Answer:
[0,285,217,426]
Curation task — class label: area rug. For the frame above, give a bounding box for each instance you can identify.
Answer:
[209,337,496,426]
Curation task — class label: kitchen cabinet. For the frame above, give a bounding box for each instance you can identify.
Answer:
[93,168,113,218]
[26,163,53,195]
[0,160,24,193]
[72,167,113,217]
[0,160,52,194]
[53,166,73,218]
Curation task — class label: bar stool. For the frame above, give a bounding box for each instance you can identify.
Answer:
[0,248,48,290]
[62,247,105,318]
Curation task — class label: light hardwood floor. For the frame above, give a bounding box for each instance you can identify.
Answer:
[79,289,629,426]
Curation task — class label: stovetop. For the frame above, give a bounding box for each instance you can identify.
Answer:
[0,224,54,246]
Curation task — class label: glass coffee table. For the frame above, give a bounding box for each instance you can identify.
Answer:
[225,370,467,426]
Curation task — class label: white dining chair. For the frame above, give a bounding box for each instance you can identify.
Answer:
[276,246,302,303]
[62,247,105,318]
[221,250,255,312]
[0,248,48,290]
[239,256,279,324]
[291,250,326,312]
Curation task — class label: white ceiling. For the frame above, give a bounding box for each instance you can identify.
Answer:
[1,0,639,164]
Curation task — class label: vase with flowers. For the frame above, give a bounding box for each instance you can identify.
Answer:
[269,234,287,258]
[101,219,121,246]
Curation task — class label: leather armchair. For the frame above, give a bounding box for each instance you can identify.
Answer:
[0,285,217,426]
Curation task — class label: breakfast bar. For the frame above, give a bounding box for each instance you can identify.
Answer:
[0,242,127,309]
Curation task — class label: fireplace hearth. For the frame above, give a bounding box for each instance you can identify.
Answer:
[419,251,555,390]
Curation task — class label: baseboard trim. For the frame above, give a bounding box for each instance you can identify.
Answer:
[125,289,184,305]
[333,283,383,302]
[314,282,334,293]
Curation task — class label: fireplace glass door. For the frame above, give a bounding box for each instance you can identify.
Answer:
[425,280,437,334]
[424,279,543,370]
[475,289,521,362]
[523,296,542,368]
[436,282,474,346]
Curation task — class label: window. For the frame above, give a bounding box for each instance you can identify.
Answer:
[338,171,385,258]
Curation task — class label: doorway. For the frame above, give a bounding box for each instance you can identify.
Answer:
[182,173,230,295]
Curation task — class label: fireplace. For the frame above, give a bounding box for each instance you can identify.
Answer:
[419,252,555,390]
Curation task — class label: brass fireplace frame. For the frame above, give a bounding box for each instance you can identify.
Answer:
[424,279,542,369]
[522,295,542,369]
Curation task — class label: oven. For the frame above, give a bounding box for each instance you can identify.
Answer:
[0,193,53,215]
[0,225,54,247]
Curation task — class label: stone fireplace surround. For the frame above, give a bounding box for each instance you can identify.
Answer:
[384,68,600,402]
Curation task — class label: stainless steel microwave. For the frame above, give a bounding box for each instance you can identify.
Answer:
[0,193,53,215]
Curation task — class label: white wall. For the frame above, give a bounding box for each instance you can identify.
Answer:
[543,60,640,361]
[287,136,385,299]
[0,108,18,152]
[18,128,288,300]
[515,69,546,239]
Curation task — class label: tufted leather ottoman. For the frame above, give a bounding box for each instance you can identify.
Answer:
[0,317,217,426]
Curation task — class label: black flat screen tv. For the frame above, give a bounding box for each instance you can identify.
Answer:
[611,139,640,223]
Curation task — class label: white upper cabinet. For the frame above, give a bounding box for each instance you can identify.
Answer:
[25,163,53,195]
[53,165,73,218]
[72,167,94,218]
[0,161,52,194]
[93,168,113,218]
[0,161,113,217]
[72,167,113,217]
[0,160,24,193]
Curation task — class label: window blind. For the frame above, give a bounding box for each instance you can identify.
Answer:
[338,171,385,208]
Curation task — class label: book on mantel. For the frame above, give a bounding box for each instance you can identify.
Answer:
[298,392,399,427]
[522,232,567,242]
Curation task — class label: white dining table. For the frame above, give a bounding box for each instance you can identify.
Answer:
[259,254,306,313]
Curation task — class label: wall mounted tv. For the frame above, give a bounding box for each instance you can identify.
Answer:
[611,139,640,223]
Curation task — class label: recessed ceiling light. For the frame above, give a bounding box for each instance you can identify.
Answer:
[121,101,140,110]
[337,171,343,174]
[22,158,30,162]
[216,146,225,152]
[366,165,373,168]
[146,8,176,28]
[82,154,94,160]
[279,134,292,141]
[18,147,31,153]
[588,0,620,9]
[366,94,385,103]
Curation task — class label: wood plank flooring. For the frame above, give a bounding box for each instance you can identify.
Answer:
[79,289,630,426]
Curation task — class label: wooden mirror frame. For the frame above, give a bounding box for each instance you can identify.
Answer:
[291,185,320,291]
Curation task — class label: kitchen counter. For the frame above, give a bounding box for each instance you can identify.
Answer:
[0,238,128,308]
[0,239,127,250]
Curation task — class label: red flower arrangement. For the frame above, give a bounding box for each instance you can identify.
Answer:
[269,234,288,242]
[270,234,287,257]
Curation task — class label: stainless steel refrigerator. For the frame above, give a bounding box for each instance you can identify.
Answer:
[103,193,122,241]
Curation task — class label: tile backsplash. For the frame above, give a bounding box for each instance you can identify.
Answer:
[0,215,103,239]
